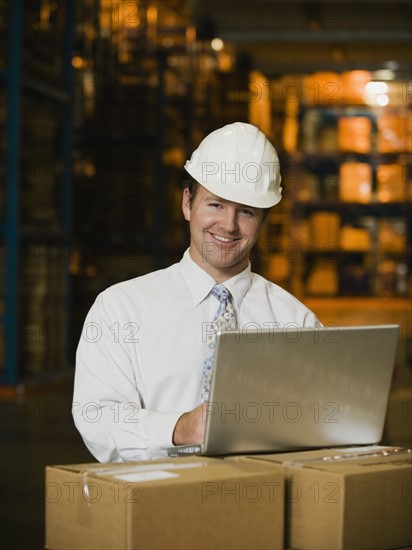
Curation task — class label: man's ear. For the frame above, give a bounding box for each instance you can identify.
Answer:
[182,187,191,221]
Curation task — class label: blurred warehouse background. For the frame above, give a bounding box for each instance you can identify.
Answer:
[1,0,412,384]
[0,1,411,548]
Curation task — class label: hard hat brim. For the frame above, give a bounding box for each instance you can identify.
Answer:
[184,165,282,209]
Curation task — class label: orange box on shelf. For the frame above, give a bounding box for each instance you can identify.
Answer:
[340,70,371,104]
[377,113,411,153]
[339,162,372,203]
[338,117,372,153]
[378,219,406,253]
[377,164,406,202]
[339,226,372,252]
[302,72,342,105]
[306,260,339,296]
[309,211,340,249]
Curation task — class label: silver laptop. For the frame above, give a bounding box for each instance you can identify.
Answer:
[168,325,399,457]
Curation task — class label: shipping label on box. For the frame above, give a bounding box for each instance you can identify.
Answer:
[226,446,412,550]
[45,456,284,550]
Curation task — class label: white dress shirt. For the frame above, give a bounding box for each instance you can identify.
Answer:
[73,249,320,462]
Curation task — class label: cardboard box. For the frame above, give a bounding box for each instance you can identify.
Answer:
[339,226,371,252]
[338,117,371,153]
[226,446,412,550]
[309,211,340,248]
[384,387,412,448]
[302,72,342,105]
[339,162,372,203]
[45,456,284,550]
[378,113,411,153]
[377,164,406,202]
[340,70,371,105]
[306,260,339,296]
[378,219,406,254]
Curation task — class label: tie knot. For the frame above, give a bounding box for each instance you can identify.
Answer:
[211,284,231,303]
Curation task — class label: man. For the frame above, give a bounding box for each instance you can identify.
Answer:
[73,122,320,462]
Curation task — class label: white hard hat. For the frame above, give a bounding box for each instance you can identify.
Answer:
[184,122,282,208]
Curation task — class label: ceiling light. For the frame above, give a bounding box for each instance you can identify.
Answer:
[365,81,388,94]
[372,70,395,81]
[376,94,389,107]
[211,38,224,51]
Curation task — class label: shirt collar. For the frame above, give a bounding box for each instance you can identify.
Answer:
[179,248,252,309]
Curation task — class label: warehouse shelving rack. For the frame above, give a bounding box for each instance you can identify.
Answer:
[260,72,412,300]
[290,98,411,298]
[0,0,75,386]
[70,0,197,337]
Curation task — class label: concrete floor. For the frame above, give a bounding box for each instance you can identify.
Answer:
[1,376,94,550]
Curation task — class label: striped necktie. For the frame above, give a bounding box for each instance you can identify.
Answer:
[201,284,236,402]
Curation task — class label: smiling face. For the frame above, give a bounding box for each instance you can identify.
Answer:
[182,184,266,282]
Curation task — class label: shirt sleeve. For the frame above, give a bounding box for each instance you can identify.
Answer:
[302,309,323,328]
[72,292,184,462]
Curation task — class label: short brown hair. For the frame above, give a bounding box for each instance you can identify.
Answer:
[182,176,199,207]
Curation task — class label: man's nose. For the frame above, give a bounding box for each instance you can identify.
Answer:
[222,209,239,232]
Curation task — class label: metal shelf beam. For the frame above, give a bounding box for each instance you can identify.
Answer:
[2,0,23,385]
[1,0,75,385]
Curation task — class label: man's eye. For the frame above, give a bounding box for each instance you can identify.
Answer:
[240,209,254,217]
[209,203,222,208]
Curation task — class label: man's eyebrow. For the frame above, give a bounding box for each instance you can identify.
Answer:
[203,195,225,202]
[202,194,258,211]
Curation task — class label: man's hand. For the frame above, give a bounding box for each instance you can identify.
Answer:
[172,403,208,446]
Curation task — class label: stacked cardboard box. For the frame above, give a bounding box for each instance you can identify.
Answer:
[385,388,412,448]
[248,70,272,139]
[309,212,340,249]
[378,219,406,254]
[339,225,371,252]
[227,446,412,550]
[46,446,412,550]
[340,71,371,105]
[302,70,372,106]
[306,259,339,296]
[302,72,342,105]
[377,113,411,153]
[338,117,371,154]
[377,164,406,202]
[45,456,284,550]
[339,162,372,203]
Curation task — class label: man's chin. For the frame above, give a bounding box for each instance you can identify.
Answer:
[203,255,248,271]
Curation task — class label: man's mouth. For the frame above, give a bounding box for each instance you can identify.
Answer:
[210,233,240,243]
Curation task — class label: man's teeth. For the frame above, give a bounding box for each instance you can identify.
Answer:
[213,234,236,243]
